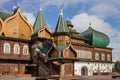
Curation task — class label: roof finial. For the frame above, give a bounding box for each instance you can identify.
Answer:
[18,0,20,7]
[89,22,92,27]
[13,6,17,10]
[60,4,64,15]
[40,7,42,11]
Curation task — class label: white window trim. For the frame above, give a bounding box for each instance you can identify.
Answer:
[23,45,29,55]
[14,44,20,54]
[107,54,111,61]
[95,52,99,60]
[4,43,10,54]
[101,53,105,60]
[76,50,92,59]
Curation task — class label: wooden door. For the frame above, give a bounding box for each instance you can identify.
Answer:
[64,63,73,76]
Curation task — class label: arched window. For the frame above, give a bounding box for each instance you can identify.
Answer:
[58,36,63,40]
[23,45,29,55]
[107,54,111,61]
[101,53,105,60]
[14,44,20,54]
[4,43,10,54]
[95,52,99,60]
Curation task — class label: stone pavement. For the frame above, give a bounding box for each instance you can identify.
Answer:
[59,75,120,80]
[0,75,119,80]
[82,75,120,80]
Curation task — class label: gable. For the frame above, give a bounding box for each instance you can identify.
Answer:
[3,8,33,40]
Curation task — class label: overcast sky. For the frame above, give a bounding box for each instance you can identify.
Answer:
[0,0,120,61]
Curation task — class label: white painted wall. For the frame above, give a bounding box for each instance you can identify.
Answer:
[74,61,112,76]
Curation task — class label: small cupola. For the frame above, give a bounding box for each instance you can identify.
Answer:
[66,20,73,31]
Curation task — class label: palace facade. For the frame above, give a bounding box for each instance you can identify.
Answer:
[0,7,112,77]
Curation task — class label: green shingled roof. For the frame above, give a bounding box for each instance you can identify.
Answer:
[0,10,13,21]
[37,40,52,54]
[81,27,110,47]
[33,9,47,33]
[55,13,69,33]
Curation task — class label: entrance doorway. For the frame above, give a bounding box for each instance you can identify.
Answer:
[81,66,88,76]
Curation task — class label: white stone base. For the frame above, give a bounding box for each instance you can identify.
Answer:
[74,61,112,76]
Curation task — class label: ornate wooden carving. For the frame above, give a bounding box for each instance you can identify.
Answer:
[3,8,33,40]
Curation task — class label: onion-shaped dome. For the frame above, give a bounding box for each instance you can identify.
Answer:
[81,27,110,47]
[66,20,73,27]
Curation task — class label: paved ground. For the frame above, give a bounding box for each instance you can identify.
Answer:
[83,75,120,80]
[0,75,119,80]
[59,75,120,80]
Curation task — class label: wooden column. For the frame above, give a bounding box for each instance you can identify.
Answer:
[60,61,64,77]
[49,61,52,76]
[72,61,74,76]
[18,62,20,74]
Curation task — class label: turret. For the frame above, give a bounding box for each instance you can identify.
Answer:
[66,20,73,31]
[32,8,51,39]
[53,9,70,45]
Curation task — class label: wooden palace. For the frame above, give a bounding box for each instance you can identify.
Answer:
[0,7,112,77]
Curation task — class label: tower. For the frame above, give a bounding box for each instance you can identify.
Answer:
[53,9,70,46]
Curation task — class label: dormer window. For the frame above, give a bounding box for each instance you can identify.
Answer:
[20,31,24,36]
[13,29,17,34]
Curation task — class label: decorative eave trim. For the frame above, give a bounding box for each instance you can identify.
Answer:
[52,32,70,36]
[31,37,52,41]
[38,26,51,35]
[47,42,60,58]
[70,35,85,40]
[63,44,77,58]
[0,36,31,42]
[0,18,4,34]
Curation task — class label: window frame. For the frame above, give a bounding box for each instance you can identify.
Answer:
[3,43,11,54]
[13,44,20,54]
[23,45,29,55]
[107,54,111,61]
[101,53,105,60]
[95,52,99,60]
